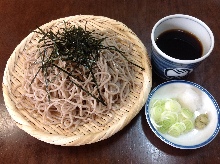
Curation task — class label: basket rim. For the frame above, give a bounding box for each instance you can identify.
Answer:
[2,15,152,146]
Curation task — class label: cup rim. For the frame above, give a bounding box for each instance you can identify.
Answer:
[151,14,215,64]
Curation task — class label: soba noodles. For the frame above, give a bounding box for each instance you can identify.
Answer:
[17,24,143,131]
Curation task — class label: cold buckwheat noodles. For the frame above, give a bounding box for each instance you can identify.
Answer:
[18,25,143,131]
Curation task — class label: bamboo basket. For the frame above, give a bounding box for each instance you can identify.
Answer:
[2,15,152,146]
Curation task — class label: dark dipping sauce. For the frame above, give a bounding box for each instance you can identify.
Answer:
[155,29,203,60]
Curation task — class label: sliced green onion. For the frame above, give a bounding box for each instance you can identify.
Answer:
[168,122,186,137]
[150,106,164,123]
[150,98,196,137]
[181,108,194,119]
[160,111,178,124]
[182,119,194,132]
[155,121,170,134]
[164,99,181,112]
[152,99,166,108]
[156,112,178,134]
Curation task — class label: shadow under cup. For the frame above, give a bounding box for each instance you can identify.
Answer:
[151,14,214,80]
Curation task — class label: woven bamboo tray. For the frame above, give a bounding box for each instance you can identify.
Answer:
[2,15,152,146]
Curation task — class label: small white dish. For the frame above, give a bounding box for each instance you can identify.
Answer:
[145,80,220,149]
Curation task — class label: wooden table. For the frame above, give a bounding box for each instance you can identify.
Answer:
[1,1,220,163]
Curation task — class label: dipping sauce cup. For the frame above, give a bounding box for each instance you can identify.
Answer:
[151,14,214,80]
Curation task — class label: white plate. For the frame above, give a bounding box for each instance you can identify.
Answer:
[145,80,220,149]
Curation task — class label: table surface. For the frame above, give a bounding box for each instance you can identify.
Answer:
[1,1,220,164]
